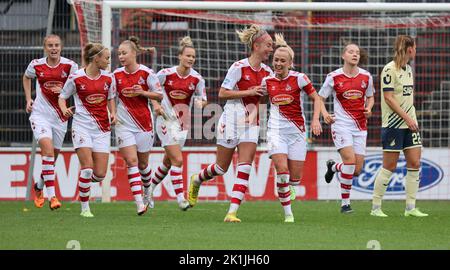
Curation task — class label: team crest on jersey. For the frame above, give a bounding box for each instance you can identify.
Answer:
[189,83,195,91]
[138,76,145,85]
[61,71,68,78]
[361,80,367,89]
[104,83,109,91]
[286,84,292,92]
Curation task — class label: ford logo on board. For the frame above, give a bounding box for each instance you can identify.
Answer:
[353,154,443,194]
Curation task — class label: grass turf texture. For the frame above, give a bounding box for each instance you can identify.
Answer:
[1,201,449,250]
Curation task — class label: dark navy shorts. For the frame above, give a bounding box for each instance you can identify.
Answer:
[381,128,422,152]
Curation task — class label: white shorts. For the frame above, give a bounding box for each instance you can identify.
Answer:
[331,124,367,155]
[216,113,259,149]
[29,114,67,149]
[72,125,111,153]
[267,130,307,161]
[156,116,188,147]
[115,126,155,153]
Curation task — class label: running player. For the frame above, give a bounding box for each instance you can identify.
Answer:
[145,36,207,210]
[319,42,375,213]
[113,36,163,215]
[188,24,273,223]
[262,33,322,222]
[59,43,116,218]
[371,35,428,218]
[23,34,78,210]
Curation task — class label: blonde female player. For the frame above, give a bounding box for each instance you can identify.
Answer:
[113,36,163,215]
[59,43,116,218]
[23,34,78,210]
[261,33,322,222]
[319,42,375,214]
[371,35,427,218]
[188,24,273,223]
[145,36,207,210]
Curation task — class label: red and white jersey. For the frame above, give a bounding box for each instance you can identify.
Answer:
[114,65,162,132]
[156,66,206,130]
[60,69,116,133]
[262,71,316,134]
[318,68,374,131]
[221,58,273,126]
[24,57,78,122]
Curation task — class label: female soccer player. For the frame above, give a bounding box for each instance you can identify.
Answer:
[23,34,78,210]
[319,42,375,213]
[145,36,207,210]
[113,36,163,215]
[59,43,116,218]
[188,24,273,223]
[262,33,322,222]
[371,35,427,218]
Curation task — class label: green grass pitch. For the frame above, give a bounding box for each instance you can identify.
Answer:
[1,200,449,250]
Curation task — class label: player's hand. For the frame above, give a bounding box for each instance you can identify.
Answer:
[406,116,419,132]
[154,104,168,120]
[63,106,74,117]
[26,99,34,113]
[323,113,335,125]
[51,86,62,94]
[194,98,204,109]
[248,86,264,97]
[364,108,372,118]
[110,112,117,125]
[132,85,145,96]
[311,119,322,136]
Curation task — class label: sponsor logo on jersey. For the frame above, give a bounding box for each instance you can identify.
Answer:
[121,87,139,98]
[353,155,443,194]
[342,90,363,99]
[86,93,106,104]
[403,85,413,96]
[169,90,188,100]
[272,94,294,105]
[43,81,64,89]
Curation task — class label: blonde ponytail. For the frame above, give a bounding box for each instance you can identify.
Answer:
[178,36,195,55]
[393,35,415,69]
[122,36,156,55]
[236,24,270,51]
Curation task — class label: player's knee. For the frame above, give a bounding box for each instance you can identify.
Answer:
[408,160,421,170]
[137,161,148,171]
[124,156,138,167]
[171,157,183,167]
